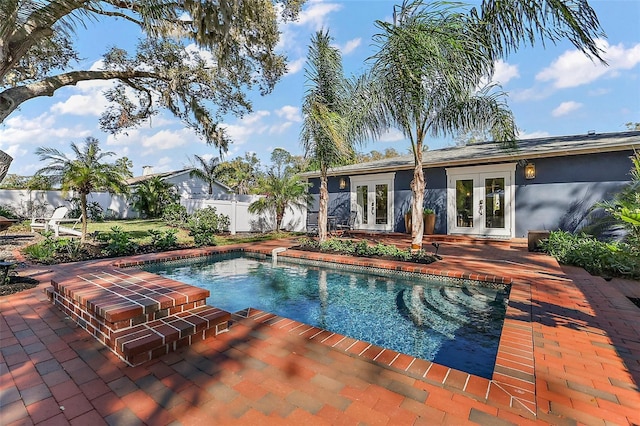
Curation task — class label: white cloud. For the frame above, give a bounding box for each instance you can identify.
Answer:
[338,38,361,55]
[552,101,583,117]
[295,0,342,30]
[0,144,27,165]
[377,128,406,143]
[510,86,555,102]
[106,130,141,146]
[286,57,307,75]
[537,39,640,89]
[275,105,302,122]
[588,88,611,96]
[154,156,176,173]
[51,94,109,116]
[141,129,192,150]
[276,0,342,54]
[222,111,271,145]
[245,110,271,125]
[269,122,293,134]
[0,113,92,147]
[492,60,519,86]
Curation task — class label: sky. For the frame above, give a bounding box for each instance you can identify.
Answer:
[1,0,639,178]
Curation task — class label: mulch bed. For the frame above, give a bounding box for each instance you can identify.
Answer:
[0,276,39,296]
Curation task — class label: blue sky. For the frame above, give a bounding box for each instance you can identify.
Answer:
[1,0,639,177]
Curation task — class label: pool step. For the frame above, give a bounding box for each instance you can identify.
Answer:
[45,268,231,366]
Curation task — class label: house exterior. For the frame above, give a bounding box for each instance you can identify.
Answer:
[302,131,639,238]
[126,167,232,199]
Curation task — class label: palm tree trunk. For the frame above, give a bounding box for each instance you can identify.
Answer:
[80,193,88,243]
[318,173,329,242]
[276,206,284,232]
[410,147,425,252]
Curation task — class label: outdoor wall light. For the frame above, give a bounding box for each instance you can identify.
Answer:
[525,163,536,179]
[339,177,347,189]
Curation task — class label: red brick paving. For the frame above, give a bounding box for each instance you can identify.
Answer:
[1,235,639,425]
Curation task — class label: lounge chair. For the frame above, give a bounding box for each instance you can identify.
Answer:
[30,207,82,237]
[336,211,357,237]
[306,211,319,236]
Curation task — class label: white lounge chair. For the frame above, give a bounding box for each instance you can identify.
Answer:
[31,207,82,237]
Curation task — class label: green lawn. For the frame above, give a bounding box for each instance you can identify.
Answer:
[87,219,298,246]
[13,218,298,247]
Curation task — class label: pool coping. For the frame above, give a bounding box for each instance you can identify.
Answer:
[114,244,537,418]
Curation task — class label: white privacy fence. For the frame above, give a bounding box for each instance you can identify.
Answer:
[183,197,306,234]
[0,189,137,218]
[0,190,307,234]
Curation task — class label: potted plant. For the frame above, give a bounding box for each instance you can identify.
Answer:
[423,207,436,235]
[404,210,412,234]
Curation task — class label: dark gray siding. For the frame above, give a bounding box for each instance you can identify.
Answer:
[513,150,633,237]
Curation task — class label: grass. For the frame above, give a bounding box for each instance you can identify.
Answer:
[88,219,194,245]
[88,220,301,246]
[13,219,301,247]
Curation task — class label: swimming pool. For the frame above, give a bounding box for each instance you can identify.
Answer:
[142,252,510,378]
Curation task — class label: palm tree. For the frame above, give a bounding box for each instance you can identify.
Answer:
[190,155,222,195]
[300,30,355,242]
[248,171,311,232]
[130,176,178,219]
[368,2,517,250]
[35,137,132,242]
[473,0,606,64]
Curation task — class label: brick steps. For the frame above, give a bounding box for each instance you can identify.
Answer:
[45,268,231,366]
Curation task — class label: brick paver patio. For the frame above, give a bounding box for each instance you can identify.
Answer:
[1,235,639,425]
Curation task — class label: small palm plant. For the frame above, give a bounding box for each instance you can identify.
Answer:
[249,171,311,232]
[189,155,222,195]
[598,152,640,250]
[35,137,132,242]
[130,176,178,218]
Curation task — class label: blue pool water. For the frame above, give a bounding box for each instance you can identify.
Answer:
[142,253,509,378]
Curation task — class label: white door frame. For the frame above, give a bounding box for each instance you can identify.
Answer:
[349,173,395,232]
[445,163,515,238]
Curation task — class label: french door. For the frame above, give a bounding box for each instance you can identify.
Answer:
[446,164,515,238]
[350,173,395,232]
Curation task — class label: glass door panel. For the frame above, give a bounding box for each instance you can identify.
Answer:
[484,177,505,229]
[375,184,388,225]
[356,185,368,225]
[455,179,474,228]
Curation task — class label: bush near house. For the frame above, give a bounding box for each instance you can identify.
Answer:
[186,207,230,247]
[539,231,640,280]
[295,237,437,264]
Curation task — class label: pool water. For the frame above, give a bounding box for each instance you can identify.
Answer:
[143,253,509,378]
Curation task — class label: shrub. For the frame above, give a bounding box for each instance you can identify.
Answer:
[539,231,640,279]
[21,232,83,263]
[162,203,189,227]
[0,205,18,219]
[297,237,436,264]
[67,197,104,221]
[97,226,139,256]
[186,207,230,247]
[148,229,179,251]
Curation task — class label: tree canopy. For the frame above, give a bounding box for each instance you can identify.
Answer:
[1,0,305,150]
